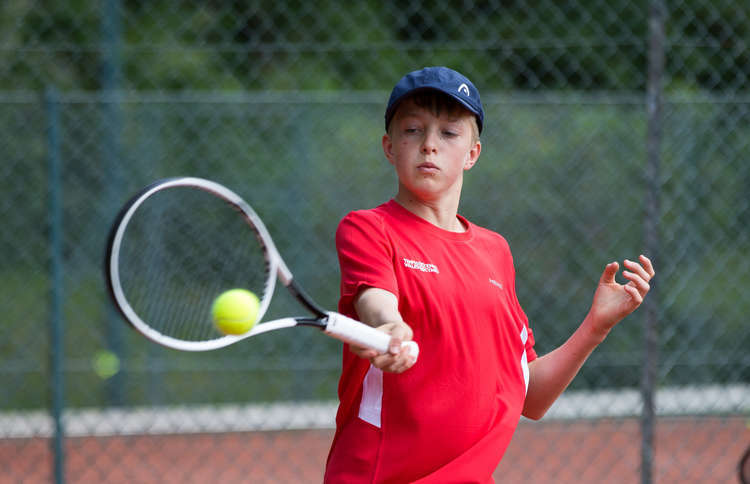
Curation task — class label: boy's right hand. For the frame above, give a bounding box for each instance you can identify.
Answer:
[351,287,417,373]
[349,321,416,373]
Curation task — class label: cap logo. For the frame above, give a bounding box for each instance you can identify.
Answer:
[457,83,470,97]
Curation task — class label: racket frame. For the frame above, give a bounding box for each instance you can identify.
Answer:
[106,177,418,360]
[107,177,325,351]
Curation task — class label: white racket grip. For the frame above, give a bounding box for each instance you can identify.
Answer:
[325,312,419,361]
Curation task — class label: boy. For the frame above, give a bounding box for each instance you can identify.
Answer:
[324,67,654,483]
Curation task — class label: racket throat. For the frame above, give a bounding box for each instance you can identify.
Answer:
[295,316,327,328]
[286,280,327,318]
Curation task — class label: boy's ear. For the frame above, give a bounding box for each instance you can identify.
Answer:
[463,140,482,170]
[382,133,395,165]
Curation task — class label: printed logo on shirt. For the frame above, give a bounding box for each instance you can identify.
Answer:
[489,278,503,290]
[403,258,439,274]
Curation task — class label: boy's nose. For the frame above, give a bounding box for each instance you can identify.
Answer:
[421,130,438,154]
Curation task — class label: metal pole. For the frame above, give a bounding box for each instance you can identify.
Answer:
[102,0,125,406]
[642,1,665,483]
[46,86,66,484]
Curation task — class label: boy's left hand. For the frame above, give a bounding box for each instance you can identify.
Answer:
[585,254,655,338]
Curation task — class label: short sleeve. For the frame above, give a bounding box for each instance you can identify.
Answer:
[335,211,398,314]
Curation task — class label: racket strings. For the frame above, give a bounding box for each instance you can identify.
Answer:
[117,186,271,342]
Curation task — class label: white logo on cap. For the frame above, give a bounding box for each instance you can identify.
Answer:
[458,83,470,96]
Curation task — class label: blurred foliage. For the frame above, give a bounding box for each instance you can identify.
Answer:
[0,0,748,91]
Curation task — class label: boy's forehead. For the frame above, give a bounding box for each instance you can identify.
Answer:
[392,98,474,122]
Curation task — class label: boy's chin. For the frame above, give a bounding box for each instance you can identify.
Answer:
[401,183,452,201]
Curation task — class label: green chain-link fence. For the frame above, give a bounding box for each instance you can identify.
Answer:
[1,1,748,482]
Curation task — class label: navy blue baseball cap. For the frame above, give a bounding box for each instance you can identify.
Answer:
[384,66,484,134]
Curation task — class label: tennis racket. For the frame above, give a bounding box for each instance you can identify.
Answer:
[105,176,419,359]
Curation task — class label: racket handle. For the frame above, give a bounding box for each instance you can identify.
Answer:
[325,312,419,361]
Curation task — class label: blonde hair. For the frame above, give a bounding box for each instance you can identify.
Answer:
[388,91,480,143]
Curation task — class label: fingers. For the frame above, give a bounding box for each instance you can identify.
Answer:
[623,283,644,304]
[639,254,656,278]
[349,344,379,360]
[387,323,411,355]
[624,255,654,282]
[371,345,415,373]
[349,321,416,374]
[622,254,655,299]
[599,261,619,284]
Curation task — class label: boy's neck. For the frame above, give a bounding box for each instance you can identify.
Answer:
[394,190,467,233]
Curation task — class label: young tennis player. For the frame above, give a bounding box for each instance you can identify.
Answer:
[324,66,655,483]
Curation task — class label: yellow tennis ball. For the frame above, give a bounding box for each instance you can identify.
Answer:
[211,289,260,335]
[92,350,120,379]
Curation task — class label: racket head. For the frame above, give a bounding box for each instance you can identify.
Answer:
[106,177,279,350]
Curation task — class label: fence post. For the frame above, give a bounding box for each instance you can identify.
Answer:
[45,86,66,484]
[102,0,125,406]
[642,1,665,483]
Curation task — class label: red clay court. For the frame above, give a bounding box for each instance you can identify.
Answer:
[3,416,747,483]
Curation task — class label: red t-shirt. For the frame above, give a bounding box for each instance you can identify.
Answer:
[324,200,537,484]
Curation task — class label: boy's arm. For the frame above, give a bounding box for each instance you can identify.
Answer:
[350,287,416,374]
[522,255,655,420]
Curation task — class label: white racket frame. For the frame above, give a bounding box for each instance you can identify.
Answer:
[107,177,418,359]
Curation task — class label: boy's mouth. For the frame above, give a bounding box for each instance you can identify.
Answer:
[417,162,439,172]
